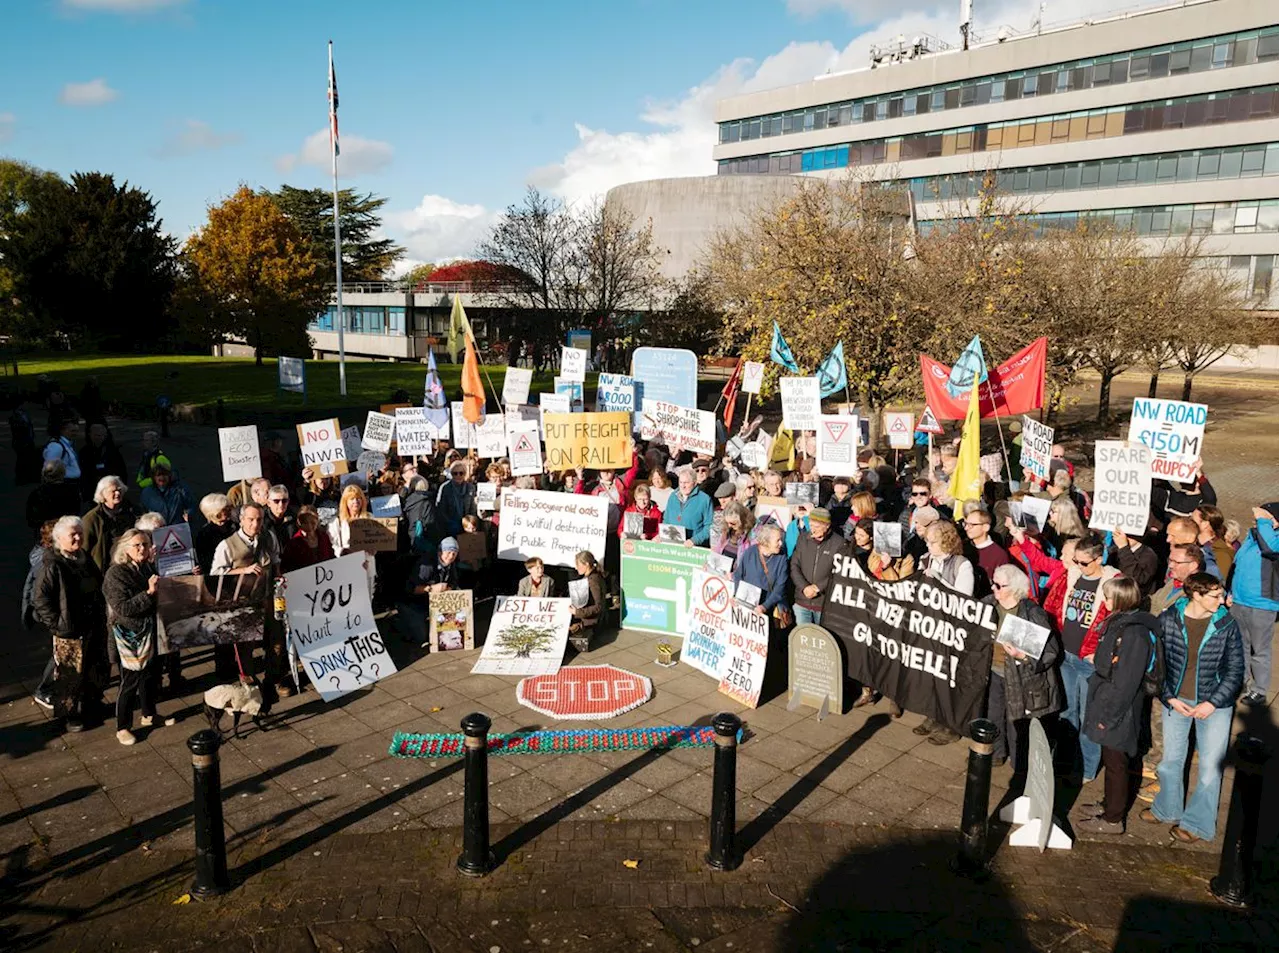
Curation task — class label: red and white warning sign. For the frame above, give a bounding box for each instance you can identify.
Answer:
[884,411,914,449]
[915,404,943,435]
[816,413,858,476]
[508,423,542,476]
[517,664,652,719]
[701,574,730,614]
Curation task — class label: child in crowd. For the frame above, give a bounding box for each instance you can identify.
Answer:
[517,556,555,597]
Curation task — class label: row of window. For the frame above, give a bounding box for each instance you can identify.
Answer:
[917,199,1279,237]
[309,306,407,334]
[1211,253,1278,300]
[717,86,1279,175]
[718,26,1279,144]
[907,142,1279,202]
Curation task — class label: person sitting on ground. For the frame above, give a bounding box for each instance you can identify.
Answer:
[1229,503,1278,708]
[517,557,554,597]
[401,536,460,646]
[568,550,606,653]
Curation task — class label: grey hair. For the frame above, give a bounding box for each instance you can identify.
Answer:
[94,475,127,503]
[755,523,783,548]
[41,459,67,483]
[734,474,754,493]
[406,475,428,492]
[111,529,151,565]
[1048,496,1086,539]
[269,484,289,499]
[992,564,1030,600]
[676,465,696,483]
[199,493,230,519]
[135,512,166,531]
[1052,468,1073,490]
[52,515,83,548]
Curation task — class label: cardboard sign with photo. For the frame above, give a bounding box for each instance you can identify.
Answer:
[658,523,687,544]
[784,482,819,508]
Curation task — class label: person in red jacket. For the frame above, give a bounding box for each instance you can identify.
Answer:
[618,482,660,540]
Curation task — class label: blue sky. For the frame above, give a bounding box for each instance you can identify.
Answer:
[0,0,1122,267]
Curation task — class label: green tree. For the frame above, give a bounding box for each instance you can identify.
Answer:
[402,261,437,288]
[263,185,404,283]
[0,169,176,347]
[0,159,63,336]
[184,186,326,365]
[496,624,555,658]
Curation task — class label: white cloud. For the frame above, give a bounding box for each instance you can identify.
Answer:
[786,0,940,21]
[0,113,14,143]
[59,78,118,107]
[384,194,499,264]
[156,119,239,157]
[276,129,393,176]
[62,0,187,11]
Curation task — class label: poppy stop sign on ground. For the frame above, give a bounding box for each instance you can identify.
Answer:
[517,665,653,719]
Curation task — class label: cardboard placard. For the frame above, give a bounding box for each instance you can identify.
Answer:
[296,418,350,476]
[348,516,398,553]
[596,373,636,414]
[560,345,587,382]
[476,415,507,459]
[496,488,608,567]
[718,603,770,709]
[218,426,261,482]
[683,569,733,679]
[428,589,475,652]
[1127,398,1206,483]
[1089,441,1153,536]
[543,411,631,471]
[502,367,533,407]
[393,408,435,456]
[816,414,859,476]
[780,377,820,432]
[638,399,715,456]
[742,361,764,395]
[1020,416,1054,482]
[471,596,572,676]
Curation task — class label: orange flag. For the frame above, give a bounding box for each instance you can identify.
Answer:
[461,336,485,424]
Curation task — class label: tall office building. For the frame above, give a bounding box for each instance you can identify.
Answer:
[712,0,1278,302]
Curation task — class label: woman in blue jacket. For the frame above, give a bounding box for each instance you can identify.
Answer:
[732,523,790,622]
[1144,573,1244,843]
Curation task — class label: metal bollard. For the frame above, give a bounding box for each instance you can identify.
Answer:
[455,712,495,877]
[705,712,742,871]
[1210,734,1268,908]
[188,729,230,899]
[953,718,999,877]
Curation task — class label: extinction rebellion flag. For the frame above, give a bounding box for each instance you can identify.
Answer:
[821,555,995,735]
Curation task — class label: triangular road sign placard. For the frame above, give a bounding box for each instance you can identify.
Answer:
[823,420,850,443]
[158,530,186,553]
[513,433,536,453]
[915,404,943,435]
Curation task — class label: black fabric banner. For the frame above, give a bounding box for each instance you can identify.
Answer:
[822,555,995,735]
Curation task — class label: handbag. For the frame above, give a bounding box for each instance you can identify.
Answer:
[112,619,156,672]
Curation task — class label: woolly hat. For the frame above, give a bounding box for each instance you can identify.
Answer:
[440,537,459,553]
[808,507,831,524]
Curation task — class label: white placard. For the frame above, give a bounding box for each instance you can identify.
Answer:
[658,523,687,544]
[1127,398,1207,483]
[502,367,533,407]
[218,425,261,482]
[362,412,395,453]
[369,494,401,519]
[296,418,347,474]
[1089,441,1153,536]
[742,361,764,396]
[718,601,770,709]
[153,523,195,577]
[780,377,820,432]
[496,488,609,568]
[596,373,636,414]
[1020,417,1054,482]
[286,554,397,701]
[505,404,542,438]
[508,423,543,477]
[477,483,497,513]
[393,408,434,457]
[735,580,762,607]
[740,442,767,471]
[873,521,902,557]
[278,356,305,394]
[1017,496,1052,533]
[884,412,914,450]
[816,414,859,477]
[560,346,587,382]
[539,393,570,433]
[451,401,478,450]
[683,569,733,680]
[341,425,363,464]
[553,377,583,406]
[638,399,715,456]
[476,415,507,459]
[471,596,572,676]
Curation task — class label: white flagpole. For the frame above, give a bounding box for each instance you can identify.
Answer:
[329,40,347,397]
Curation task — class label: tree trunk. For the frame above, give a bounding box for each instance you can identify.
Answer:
[1147,370,1159,398]
[1096,369,1114,424]
[1182,372,1194,401]
[254,329,263,366]
[868,404,884,450]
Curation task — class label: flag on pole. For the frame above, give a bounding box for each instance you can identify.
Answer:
[461,336,486,425]
[327,41,339,158]
[945,334,988,399]
[447,295,472,363]
[769,426,795,471]
[423,349,450,432]
[720,358,743,429]
[948,379,984,505]
[816,341,848,397]
[769,322,799,373]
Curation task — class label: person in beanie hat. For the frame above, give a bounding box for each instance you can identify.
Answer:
[400,536,460,647]
[790,507,848,626]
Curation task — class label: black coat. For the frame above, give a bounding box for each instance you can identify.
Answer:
[1084,610,1158,755]
[102,560,157,632]
[1000,599,1064,721]
[33,549,104,640]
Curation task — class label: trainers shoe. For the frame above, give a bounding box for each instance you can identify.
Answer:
[1242,691,1267,707]
[1136,779,1160,803]
[116,729,137,746]
[139,715,176,728]
[33,692,54,711]
[1077,816,1124,835]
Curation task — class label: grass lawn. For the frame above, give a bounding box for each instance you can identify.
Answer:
[14,354,588,414]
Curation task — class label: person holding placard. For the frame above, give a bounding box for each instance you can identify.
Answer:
[400,536,460,646]
[1107,525,1160,601]
[327,485,377,598]
[733,523,790,627]
[664,466,713,547]
[568,550,606,653]
[618,482,661,541]
[281,506,334,572]
[1150,465,1216,526]
[436,461,477,539]
[299,467,341,508]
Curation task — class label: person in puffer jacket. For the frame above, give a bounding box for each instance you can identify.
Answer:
[1144,573,1244,844]
[1229,503,1278,706]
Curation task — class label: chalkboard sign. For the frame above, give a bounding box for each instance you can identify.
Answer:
[786,623,844,721]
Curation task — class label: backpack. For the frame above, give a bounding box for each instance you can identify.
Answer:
[1142,629,1165,697]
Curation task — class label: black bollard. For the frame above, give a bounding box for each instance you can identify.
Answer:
[187,729,230,899]
[455,712,494,877]
[1210,734,1268,908]
[953,718,999,877]
[705,712,743,871]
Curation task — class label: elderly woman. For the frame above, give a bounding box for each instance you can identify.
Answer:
[103,529,175,744]
[82,475,141,574]
[328,484,377,597]
[733,523,790,624]
[282,505,335,572]
[436,460,477,539]
[919,521,975,596]
[33,516,105,732]
[195,493,236,576]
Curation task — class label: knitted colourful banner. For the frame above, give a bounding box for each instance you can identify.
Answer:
[389,725,734,759]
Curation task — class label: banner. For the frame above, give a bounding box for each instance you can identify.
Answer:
[428,589,475,652]
[285,553,396,701]
[638,400,715,456]
[780,377,820,431]
[218,425,261,482]
[742,361,764,395]
[560,345,587,382]
[822,555,995,734]
[543,411,631,470]
[497,488,608,567]
[502,367,533,407]
[393,408,434,456]
[619,539,708,636]
[157,572,266,650]
[1020,416,1054,482]
[920,337,1047,421]
[816,414,859,476]
[596,373,636,413]
[1089,441,1153,536]
[472,596,572,676]
[508,423,543,476]
[153,523,194,577]
[684,570,733,680]
[476,415,508,459]
[1126,398,1206,483]
[362,412,395,453]
[296,418,349,475]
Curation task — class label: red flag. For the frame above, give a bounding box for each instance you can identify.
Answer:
[920,338,1047,420]
[720,358,743,429]
[461,336,485,424]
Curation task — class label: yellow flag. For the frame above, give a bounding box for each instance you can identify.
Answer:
[447,295,473,364]
[769,426,795,471]
[948,379,983,505]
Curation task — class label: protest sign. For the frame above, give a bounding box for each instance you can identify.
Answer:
[157,572,265,649]
[742,361,765,395]
[341,425,363,464]
[622,511,646,540]
[783,483,820,508]
[362,412,395,453]
[296,418,349,475]
[543,411,631,470]
[560,345,587,382]
[458,530,487,567]
[821,555,996,734]
[1020,416,1054,482]
[472,596,572,675]
[682,569,734,679]
[476,415,508,459]
[567,328,592,351]
[505,403,542,437]
[787,624,843,719]
[884,412,914,450]
[816,414,858,476]
[393,408,434,456]
[999,717,1071,851]
[497,488,608,567]
[596,373,636,413]
[873,521,902,557]
[341,472,367,491]
[451,401,478,449]
[1127,398,1207,482]
[996,613,1052,661]
[704,550,733,576]
[754,496,791,530]
[476,483,496,513]
[278,356,305,394]
[916,404,943,435]
[355,450,387,476]
[153,523,195,577]
[218,426,261,482]
[734,580,762,607]
[502,367,533,407]
[1089,441,1153,536]
[780,377,820,431]
[508,423,543,477]
[539,392,571,432]
[348,517,398,553]
[619,539,707,636]
[428,589,474,652]
[370,495,401,519]
[1017,496,1052,533]
[658,523,687,544]
[630,347,698,424]
[717,603,770,708]
[286,553,396,701]
[740,442,767,471]
[554,377,584,408]
[638,399,715,456]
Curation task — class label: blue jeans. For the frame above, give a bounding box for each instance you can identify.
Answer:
[1060,652,1101,781]
[794,606,822,626]
[1152,701,1233,841]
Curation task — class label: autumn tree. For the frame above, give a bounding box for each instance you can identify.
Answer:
[401,261,437,289]
[183,186,327,364]
[1160,253,1261,400]
[263,185,404,282]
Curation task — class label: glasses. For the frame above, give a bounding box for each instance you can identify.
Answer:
[269,498,288,505]
[1201,591,1226,601]
[991,582,1005,590]
[964,520,985,527]
[911,491,930,498]
[1073,558,1097,568]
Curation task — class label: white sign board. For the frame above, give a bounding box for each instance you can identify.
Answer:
[508,423,543,477]
[341,425,363,464]
[560,346,587,382]
[780,377,821,432]
[471,596,572,676]
[717,601,770,709]
[638,399,715,456]
[296,418,348,474]
[539,393,570,433]
[1127,398,1206,483]
[1089,441,1153,536]
[502,367,533,407]
[476,415,507,459]
[476,483,497,513]
[218,425,261,483]
[683,569,733,680]
[596,373,636,414]
[153,523,195,577]
[884,412,914,450]
[451,401,478,450]
[497,488,609,568]
[278,356,305,394]
[286,554,397,701]
[393,408,434,457]
[742,361,765,396]
[816,414,859,477]
[996,613,1053,661]
[740,442,767,471]
[362,412,395,453]
[1020,416,1054,482]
